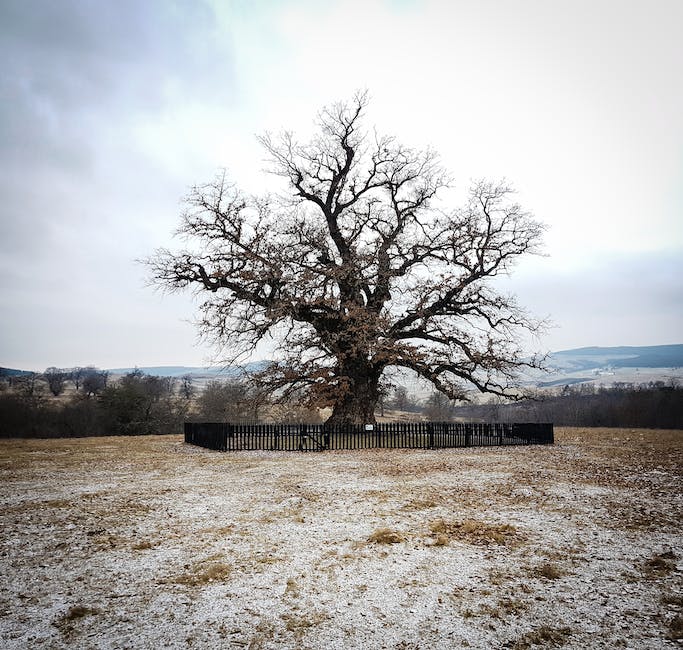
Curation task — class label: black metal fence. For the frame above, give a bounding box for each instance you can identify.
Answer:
[184,421,553,452]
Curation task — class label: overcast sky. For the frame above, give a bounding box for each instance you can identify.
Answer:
[1,0,681,371]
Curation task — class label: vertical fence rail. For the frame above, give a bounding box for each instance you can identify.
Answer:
[185,422,553,452]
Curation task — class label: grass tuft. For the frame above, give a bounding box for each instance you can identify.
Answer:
[63,605,99,620]
[53,605,100,635]
[667,614,683,641]
[284,577,300,597]
[642,550,677,577]
[132,540,156,550]
[170,557,232,587]
[428,519,521,546]
[511,625,572,649]
[533,562,564,580]
[367,527,405,544]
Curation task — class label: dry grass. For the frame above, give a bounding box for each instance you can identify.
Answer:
[428,518,521,546]
[531,562,565,580]
[131,539,157,550]
[61,605,99,621]
[284,577,300,596]
[554,428,683,480]
[511,625,572,648]
[661,593,683,607]
[1,428,681,649]
[281,610,330,633]
[642,550,678,578]
[400,496,439,511]
[52,605,101,636]
[667,614,683,641]
[367,527,405,544]
[167,556,232,587]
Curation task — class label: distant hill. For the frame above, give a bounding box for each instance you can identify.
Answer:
[107,366,220,377]
[550,344,683,371]
[3,346,680,382]
[0,367,33,378]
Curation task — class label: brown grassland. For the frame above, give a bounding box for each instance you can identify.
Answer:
[0,427,681,648]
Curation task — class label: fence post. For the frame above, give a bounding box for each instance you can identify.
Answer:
[427,423,435,449]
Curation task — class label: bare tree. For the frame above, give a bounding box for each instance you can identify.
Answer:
[12,372,44,404]
[43,367,67,397]
[70,367,86,392]
[269,394,323,424]
[81,367,108,397]
[423,391,455,421]
[391,386,415,412]
[98,370,184,435]
[194,379,266,423]
[147,93,545,425]
[179,374,195,401]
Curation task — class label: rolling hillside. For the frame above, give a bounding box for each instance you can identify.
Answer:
[549,344,683,372]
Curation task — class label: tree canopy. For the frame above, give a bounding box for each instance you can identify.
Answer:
[147,92,546,424]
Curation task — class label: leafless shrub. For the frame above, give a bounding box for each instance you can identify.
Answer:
[43,367,68,396]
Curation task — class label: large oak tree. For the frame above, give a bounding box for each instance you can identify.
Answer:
[147,93,546,424]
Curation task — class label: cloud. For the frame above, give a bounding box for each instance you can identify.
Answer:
[0,0,236,230]
[1,0,681,369]
[0,0,228,115]
[505,250,683,350]
[0,0,238,263]
[0,0,240,369]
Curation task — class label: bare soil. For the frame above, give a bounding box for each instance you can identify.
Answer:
[0,428,681,649]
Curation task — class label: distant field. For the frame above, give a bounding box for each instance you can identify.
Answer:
[0,428,681,648]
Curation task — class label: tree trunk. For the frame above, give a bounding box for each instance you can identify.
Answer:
[326,360,380,426]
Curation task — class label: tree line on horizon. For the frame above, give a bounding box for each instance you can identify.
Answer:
[456,381,682,430]
[0,367,680,438]
[0,368,259,439]
[0,365,455,438]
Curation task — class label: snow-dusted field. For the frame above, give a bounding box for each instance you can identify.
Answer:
[1,428,681,649]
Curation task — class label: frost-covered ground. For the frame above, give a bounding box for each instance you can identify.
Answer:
[0,428,681,649]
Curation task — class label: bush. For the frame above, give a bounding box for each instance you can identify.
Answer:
[98,370,188,435]
[193,379,266,422]
[0,369,191,438]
